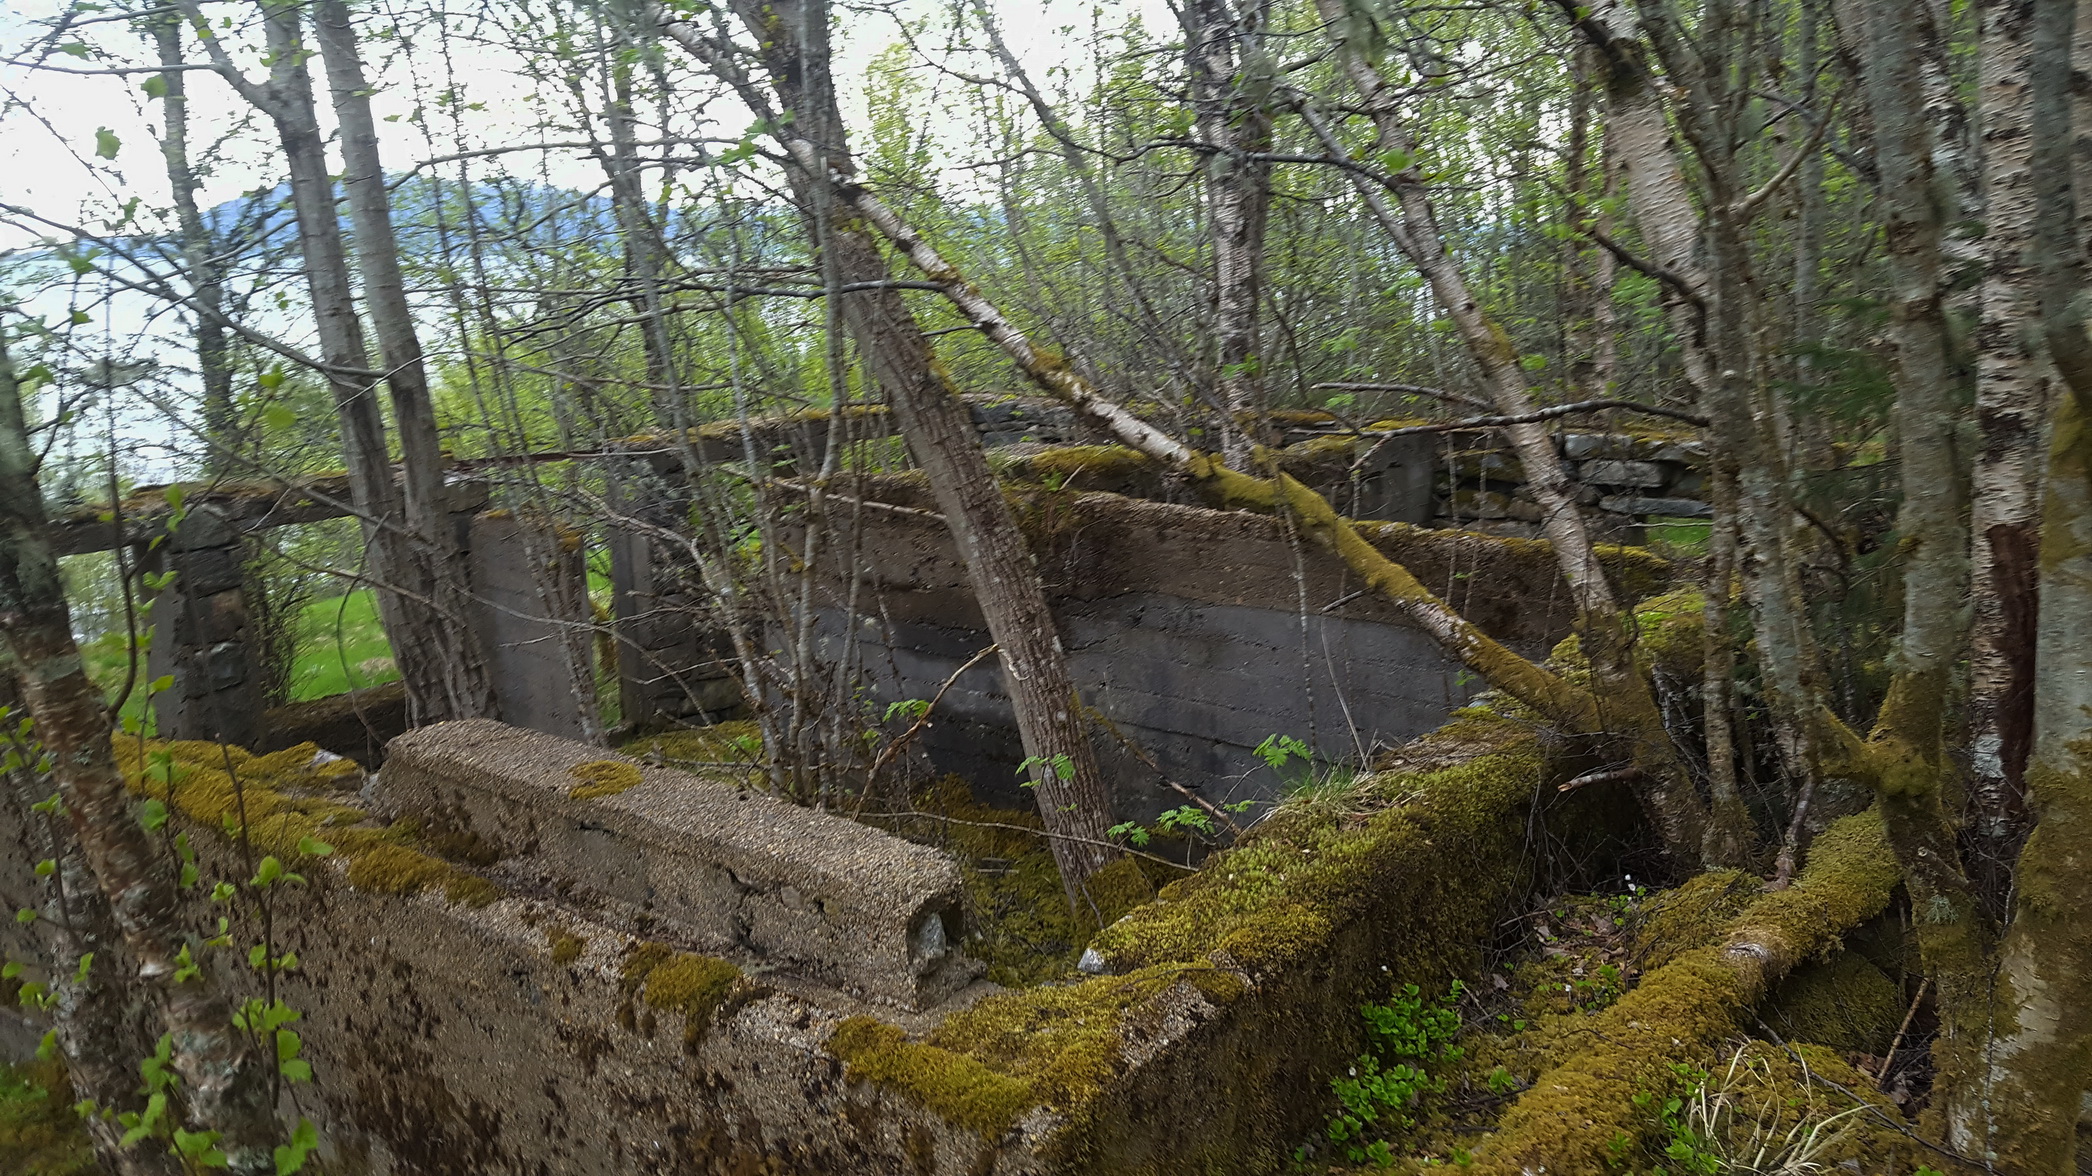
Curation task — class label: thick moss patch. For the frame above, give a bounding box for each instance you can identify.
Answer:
[829,1016,1037,1139]
[567,759,644,800]
[113,737,500,907]
[621,943,745,1047]
[1470,811,1902,1175]
[0,1061,92,1176]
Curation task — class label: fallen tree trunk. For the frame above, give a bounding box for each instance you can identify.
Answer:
[1471,811,1902,1174]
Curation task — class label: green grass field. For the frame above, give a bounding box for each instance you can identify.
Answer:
[288,589,400,700]
[77,588,403,734]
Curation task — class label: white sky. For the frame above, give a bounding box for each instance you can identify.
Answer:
[0,0,1172,476]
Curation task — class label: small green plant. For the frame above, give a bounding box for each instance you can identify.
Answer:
[1107,800,1252,847]
[1015,752,1076,786]
[1641,1054,1866,1176]
[1322,981,1465,1166]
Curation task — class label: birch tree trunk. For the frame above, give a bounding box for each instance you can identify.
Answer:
[148,14,235,475]
[1973,0,2092,1162]
[178,0,497,727]
[314,0,499,724]
[1969,0,2048,895]
[0,336,280,1175]
[1187,0,1275,464]
[661,0,1134,913]
[1312,0,1722,861]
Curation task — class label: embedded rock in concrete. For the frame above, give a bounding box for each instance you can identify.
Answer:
[376,720,976,1009]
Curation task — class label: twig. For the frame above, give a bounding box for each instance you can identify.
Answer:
[860,645,1001,802]
[1310,381,1490,411]
[1873,977,1929,1090]
[1558,766,1643,793]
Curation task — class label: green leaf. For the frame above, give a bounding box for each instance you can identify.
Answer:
[57,42,90,58]
[72,953,93,983]
[94,127,121,160]
[274,1118,319,1175]
[209,881,236,903]
[250,856,283,888]
[0,961,19,980]
[1377,147,1412,174]
[34,858,54,877]
[263,404,297,431]
[149,674,176,693]
[295,836,334,857]
[140,798,170,832]
[141,74,169,99]
[15,908,37,925]
[36,1030,57,1061]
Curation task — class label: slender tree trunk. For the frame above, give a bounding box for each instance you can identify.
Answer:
[148,15,236,476]
[0,337,280,1175]
[1,667,180,1176]
[1969,0,2048,897]
[313,0,499,724]
[1311,0,1721,861]
[1975,1,2092,1163]
[665,0,1134,912]
[1187,0,1275,464]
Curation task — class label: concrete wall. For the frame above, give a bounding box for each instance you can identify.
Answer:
[797,482,1668,820]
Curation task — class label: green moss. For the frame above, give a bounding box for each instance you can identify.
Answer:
[617,720,762,766]
[548,927,587,966]
[828,1016,1037,1139]
[567,759,644,800]
[1088,715,1544,973]
[1075,856,1155,936]
[1766,952,1905,1055]
[1010,445,1156,490]
[0,1061,93,1176]
[1471,811,1901,1175]
[621,943,743,1046]
[1629,868,1759,971]
[114,737,503,908]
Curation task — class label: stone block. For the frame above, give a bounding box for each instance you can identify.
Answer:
[1578,459,1669,488]
[376,720,976,1010]
[1599,495,1713,518]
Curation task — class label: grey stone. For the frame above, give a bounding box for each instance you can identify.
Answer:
[1599,494,1714,518]
[1579,459,1669,488]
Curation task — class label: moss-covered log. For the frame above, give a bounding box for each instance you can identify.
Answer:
[1468,811,1902,1173]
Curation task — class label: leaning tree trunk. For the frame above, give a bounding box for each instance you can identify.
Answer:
[662,0,1134,914]
[1307,0,1724,863]
[0,337,281,1175]
[1187,0,1275,465]
[314,0,499,724]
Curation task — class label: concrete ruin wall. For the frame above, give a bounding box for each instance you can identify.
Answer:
[791,478,1670,818]
[0,710,1569,1176]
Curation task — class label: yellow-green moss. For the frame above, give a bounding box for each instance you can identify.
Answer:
[621,943,743,1045]
[1088,714,1544,973]
[115,736,502,908]
[1629,868,1759,972]
[828,1016,1037,1139]
[547,927,587,966]
[567,759,644,800]
[1018,444,1155,484]
[1471,811,1902,1176]
[0,1061,92,1176]
[1766,952,1905,1055]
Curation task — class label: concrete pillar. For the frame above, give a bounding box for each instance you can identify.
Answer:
[145,505,264,746]
[604,452,744,731]
[465,511,597,742]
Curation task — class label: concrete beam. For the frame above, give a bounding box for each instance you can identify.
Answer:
[374,720,977,1009]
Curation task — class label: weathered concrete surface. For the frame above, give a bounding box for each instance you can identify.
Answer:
[791,481,1671,816]
[466,512,596,741]
[376,720,979,1009]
